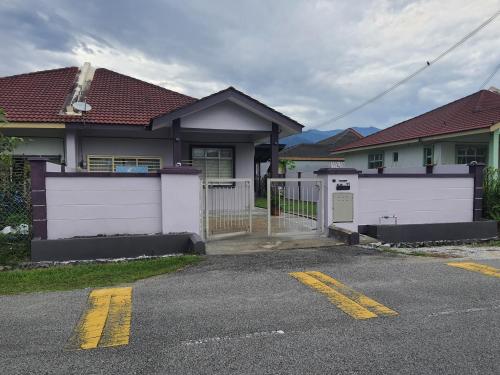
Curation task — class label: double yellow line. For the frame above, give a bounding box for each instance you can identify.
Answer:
[68,287,133,350]
[290,271,398,320]
[447,262,500,278]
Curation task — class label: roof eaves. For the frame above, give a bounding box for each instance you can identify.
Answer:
[151,86,305,133]
[334,90,489,152]
[331,138,420,154]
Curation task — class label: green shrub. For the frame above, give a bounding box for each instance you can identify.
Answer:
[4,212,29,226]
[483,167,500,220]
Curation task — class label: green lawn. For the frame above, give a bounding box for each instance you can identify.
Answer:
[255,196,317,217]
[0,255,200,295]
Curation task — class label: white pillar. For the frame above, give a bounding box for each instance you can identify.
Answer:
[64,130,77,171]
[160,168,202,235]
[315,168,359,232]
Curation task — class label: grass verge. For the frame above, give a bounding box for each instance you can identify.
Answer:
[0,255,200,295]
[378,247,452,258]
[469,240,500,247]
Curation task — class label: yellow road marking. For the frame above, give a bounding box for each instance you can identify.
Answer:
[447,262,500,278]
[290,272,377,320]
[69,287,132,350]
[305,271,398,317]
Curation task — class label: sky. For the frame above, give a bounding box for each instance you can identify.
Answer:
[1,0,499,131]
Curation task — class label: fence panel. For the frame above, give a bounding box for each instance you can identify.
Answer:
[267,177,323,236]
[0,162,31,264]
[203,178,252,240]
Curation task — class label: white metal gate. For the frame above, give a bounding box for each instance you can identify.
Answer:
[202,178,253,240]
[267,178,323,236]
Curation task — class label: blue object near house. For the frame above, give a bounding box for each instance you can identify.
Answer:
[115,166,149,173]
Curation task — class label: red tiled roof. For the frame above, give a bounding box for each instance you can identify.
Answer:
[81,68,196,125]
[0,67,197,125]
[334,89,500,152]
[0,67,78,123]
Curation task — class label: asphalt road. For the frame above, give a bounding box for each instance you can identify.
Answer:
[1,246,499,374]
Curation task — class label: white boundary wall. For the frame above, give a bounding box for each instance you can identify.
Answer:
[316,168,476,233]
[358,177,473,225]
[46,177,162,239]
[43,167,203,240]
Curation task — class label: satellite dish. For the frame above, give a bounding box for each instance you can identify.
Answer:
[72,101,92,112]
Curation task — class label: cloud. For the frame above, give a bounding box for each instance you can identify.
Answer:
[0,0,499,131]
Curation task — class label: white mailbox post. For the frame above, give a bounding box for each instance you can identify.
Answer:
[314,168,359,233]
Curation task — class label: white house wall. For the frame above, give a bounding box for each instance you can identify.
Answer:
[234,143,255,179]
[343,133,491,170]
[284,171,321,203]
[344,143,424,171]
[291,160,334,172]
[12,137,64,158]
[181,101,272,132]
[45,177,162,239]
[357,177,473,225]
[80,137,173,167]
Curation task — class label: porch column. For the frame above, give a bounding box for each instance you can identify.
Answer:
[172,118,182,166]
[488,129,500,168]
[270,122,279,177]
[64,129,77,171]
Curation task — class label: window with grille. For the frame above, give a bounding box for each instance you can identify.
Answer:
[191,147,234,180]
[456,145,487,164]
[368,152,384,169]
[423,147,433,166]
[87,156,161,172]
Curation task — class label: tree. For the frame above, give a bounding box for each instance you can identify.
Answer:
[0,108,23,167]
[279,159,296,174]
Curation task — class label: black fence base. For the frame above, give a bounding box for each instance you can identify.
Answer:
[358,221,497,244]
[31,233,205,262]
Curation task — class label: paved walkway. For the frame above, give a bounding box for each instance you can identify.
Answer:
[206,232,343,255]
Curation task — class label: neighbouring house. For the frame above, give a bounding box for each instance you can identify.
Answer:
[0,63,303,185]
[332,88,500,171]
[259,128,364,175]
[282,127,365,171]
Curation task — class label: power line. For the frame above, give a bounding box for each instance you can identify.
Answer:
[315,9,500,129]
[479,62,500,89]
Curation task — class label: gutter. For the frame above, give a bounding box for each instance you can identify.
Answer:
[0,123,65,129]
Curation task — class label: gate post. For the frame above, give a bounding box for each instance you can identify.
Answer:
[160,167,202,235]
[29,158,48,240]
[314,168,360,234]
[469,162,485,221]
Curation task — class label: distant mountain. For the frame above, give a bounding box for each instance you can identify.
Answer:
[281,126,379,147]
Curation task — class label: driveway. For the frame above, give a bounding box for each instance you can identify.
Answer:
[0,246,499,374]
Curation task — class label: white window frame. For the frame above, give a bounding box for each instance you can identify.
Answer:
[191,146,235,182]
[455,145,487,165]
[368,152,384,169]
[87,155,162,172]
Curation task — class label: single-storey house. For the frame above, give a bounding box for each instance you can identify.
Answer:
[281,128,364,171]
[0,63,303,182]
[332,88,500,171]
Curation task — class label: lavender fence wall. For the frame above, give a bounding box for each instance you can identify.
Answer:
[46,176,162,239]
[357,176,474,225]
